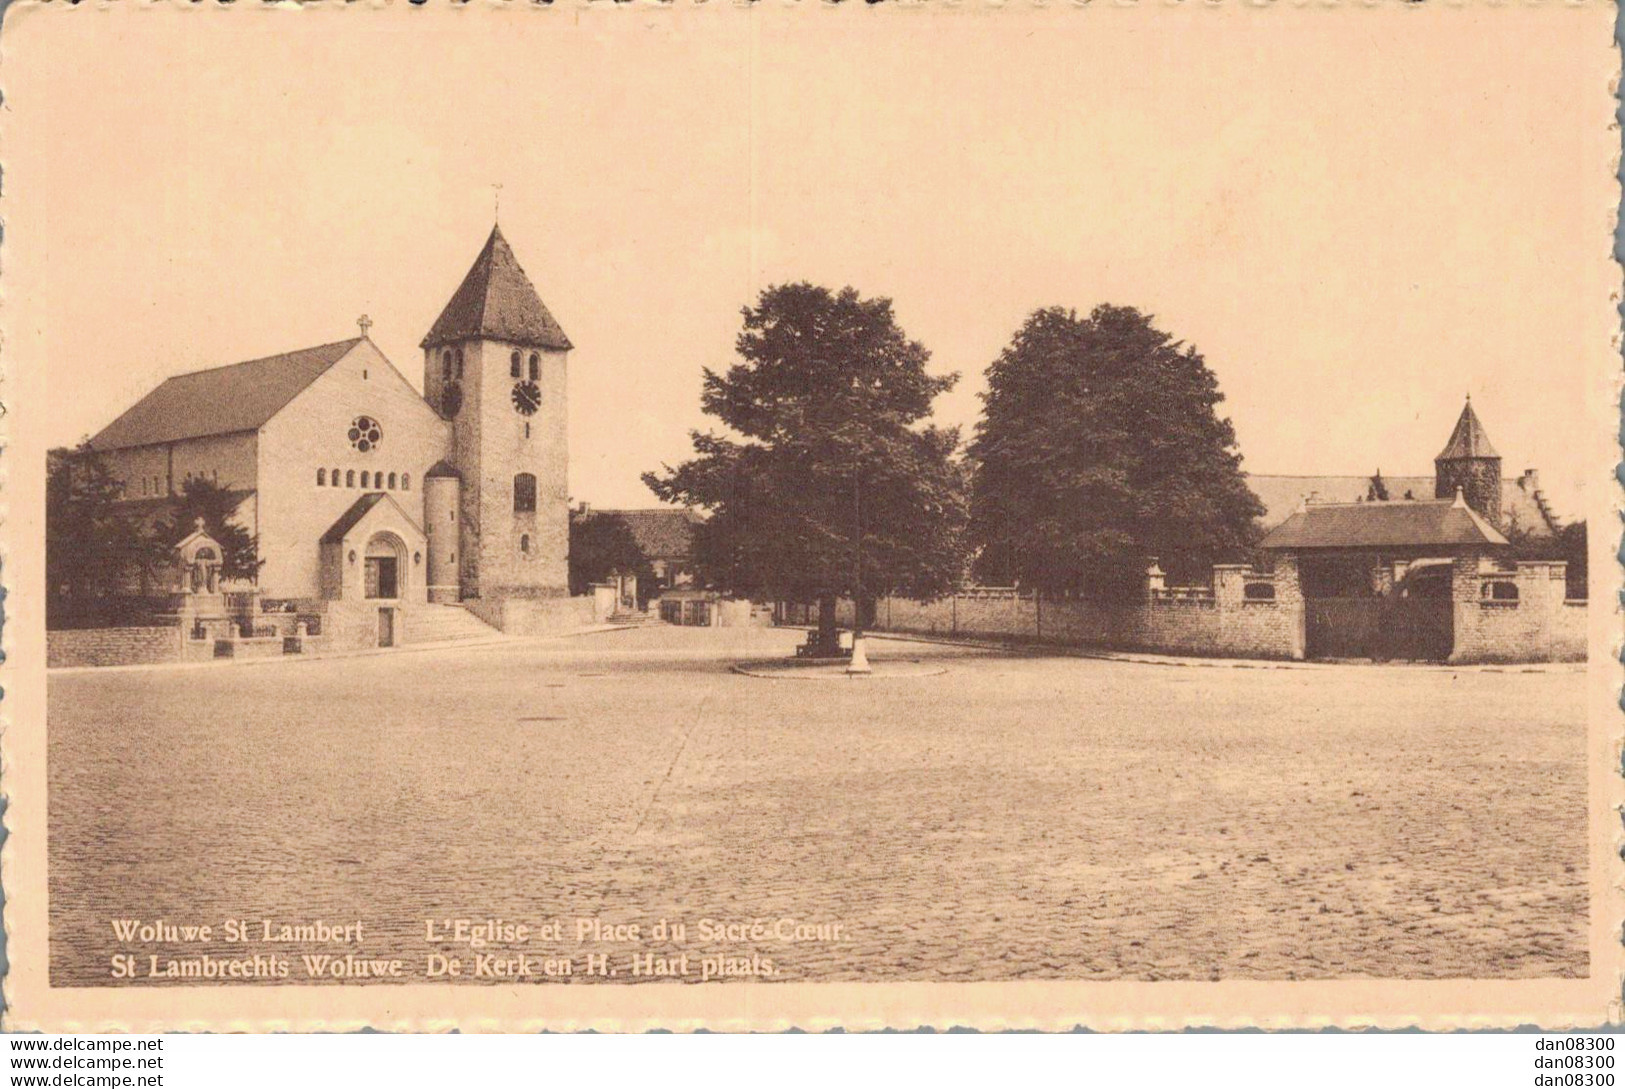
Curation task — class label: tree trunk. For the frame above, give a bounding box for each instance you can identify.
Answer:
[815,594,842,655]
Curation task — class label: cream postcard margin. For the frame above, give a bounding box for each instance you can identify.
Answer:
[1,0,1620,1031]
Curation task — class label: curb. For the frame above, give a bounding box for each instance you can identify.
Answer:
[813,628,1586,675]
[730,659,949,680]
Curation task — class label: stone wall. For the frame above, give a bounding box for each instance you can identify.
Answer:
[48,625,181,668]
[464,594,593,636]
[1450,559,1586,664]
[836,565,1307,661]
[834,554,1582,666]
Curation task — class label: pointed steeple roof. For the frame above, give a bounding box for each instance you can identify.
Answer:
[421,225,572,351]
[1435,397,1499,461]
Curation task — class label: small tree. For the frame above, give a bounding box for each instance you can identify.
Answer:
[968,305,1263,596]
[569,513,656,599]
[1506,518,1588,600]
[644,282,969,652]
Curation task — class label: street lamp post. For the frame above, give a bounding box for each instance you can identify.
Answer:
[848,472,871,675]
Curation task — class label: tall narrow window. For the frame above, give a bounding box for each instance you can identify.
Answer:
[317,469,326,486]
[520,534,531,554]
[402,473,411,491]
[141,477,149,496]
[510,351,521,378]
[331,467,340,486]
[513,473,537,513]
[454,349,464,379]
[388,472,398,489]
[360,471,370,488]
[442,350,452,379]
[346,470,355,488]
[528,353,539,381]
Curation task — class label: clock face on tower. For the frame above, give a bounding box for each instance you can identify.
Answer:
[511,380,541,416]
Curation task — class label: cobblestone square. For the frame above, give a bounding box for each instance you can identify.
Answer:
[49,626,1588,984]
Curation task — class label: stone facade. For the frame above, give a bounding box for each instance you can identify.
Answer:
[425,339,569,600]
[1435,456,1503,529]
[259,339,450,599]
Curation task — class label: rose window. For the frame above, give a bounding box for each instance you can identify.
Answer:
[348,415,383,453]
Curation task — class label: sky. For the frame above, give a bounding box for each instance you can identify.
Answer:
[10,3,1616,519]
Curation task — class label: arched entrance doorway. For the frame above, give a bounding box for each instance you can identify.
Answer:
[364,532,405,647]
[364,533,405,600]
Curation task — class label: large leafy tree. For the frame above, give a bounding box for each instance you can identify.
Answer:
[968,305,1263,597]
[644,282,968,650]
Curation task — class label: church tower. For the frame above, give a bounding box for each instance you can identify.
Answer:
[1434,396,1502,528]
[421,225,571,599]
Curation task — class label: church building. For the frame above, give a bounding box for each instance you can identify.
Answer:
[86,225,577,641]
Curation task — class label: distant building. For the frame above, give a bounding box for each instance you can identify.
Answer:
[1246,399,1561,538]
[570,505,704,591]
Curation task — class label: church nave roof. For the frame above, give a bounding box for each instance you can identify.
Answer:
[90,338,362,451]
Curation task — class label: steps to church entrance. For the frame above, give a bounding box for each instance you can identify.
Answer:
[401,603,505,645]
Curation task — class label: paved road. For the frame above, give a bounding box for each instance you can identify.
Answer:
[49,625,1588,984]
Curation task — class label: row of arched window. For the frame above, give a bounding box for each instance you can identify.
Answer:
[317,468,411,491]
[437,348,544,382]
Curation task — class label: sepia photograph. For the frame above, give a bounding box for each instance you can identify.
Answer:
[2,0,1619,1040]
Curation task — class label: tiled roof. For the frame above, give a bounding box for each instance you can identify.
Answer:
[421,226,572,352]
[1260,497,1510,551]
[1246,474,1433,527]
[1247,473,1559,534]
[1436,399,1499,461]
[1502,470,1561,535]
[573,508,702,560]
[424,459,461,479]
[320,493,388,545]
[89,339,361,451]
